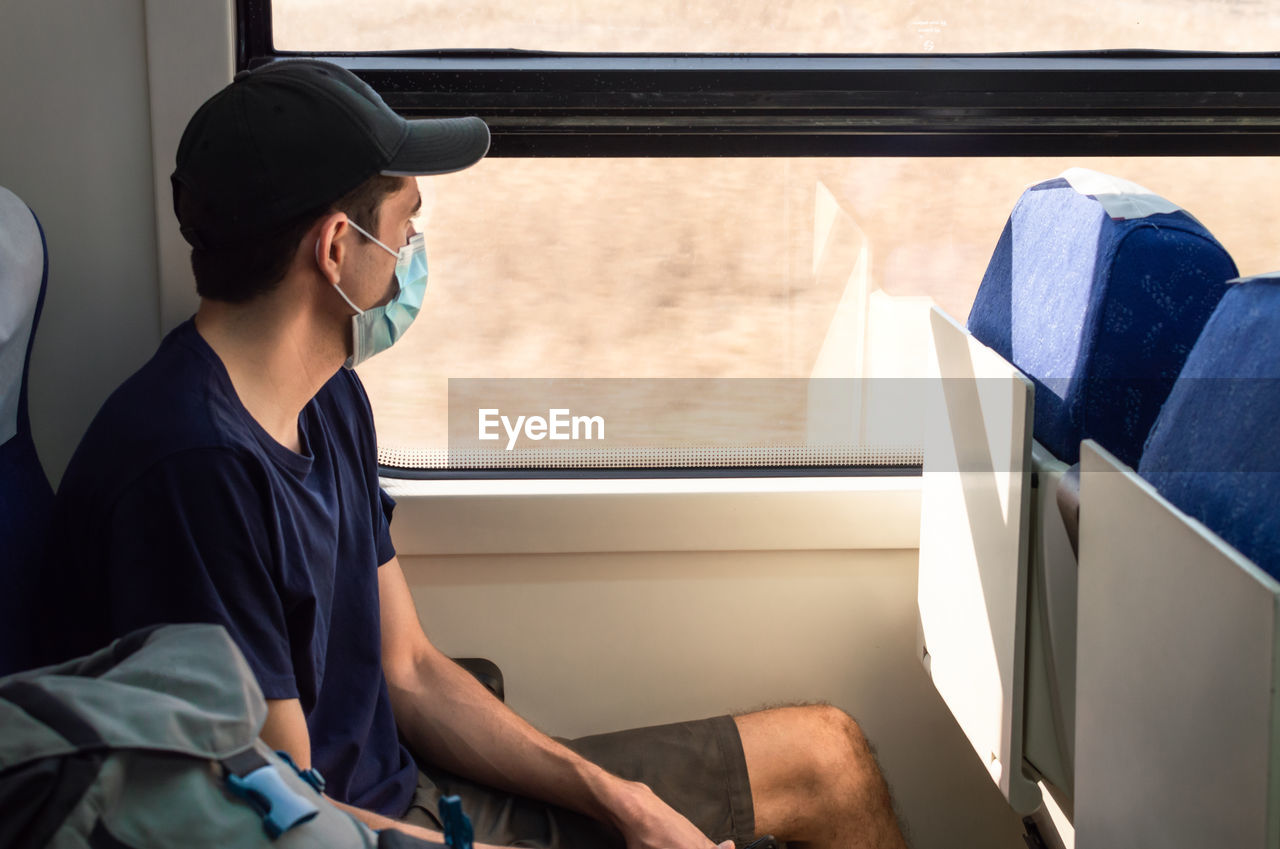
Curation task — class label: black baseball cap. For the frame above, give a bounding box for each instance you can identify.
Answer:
[172,59,490,250]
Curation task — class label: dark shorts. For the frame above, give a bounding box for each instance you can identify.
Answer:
[400,714,755,848]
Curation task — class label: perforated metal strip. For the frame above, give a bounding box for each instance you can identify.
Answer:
[378,444,923,470]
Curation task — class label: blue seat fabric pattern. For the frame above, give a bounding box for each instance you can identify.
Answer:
[1138,277,1280,580]
[0,208,54,675]
[967,177,1237,467]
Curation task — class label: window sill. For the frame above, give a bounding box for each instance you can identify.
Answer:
[382,475,921,555]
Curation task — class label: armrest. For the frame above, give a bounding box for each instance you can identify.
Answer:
[453,657,505,702]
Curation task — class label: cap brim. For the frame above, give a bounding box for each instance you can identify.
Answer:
[382,116,491,177]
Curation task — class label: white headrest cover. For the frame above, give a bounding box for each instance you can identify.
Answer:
[0,187,44,445]
[1059,166,1191,222]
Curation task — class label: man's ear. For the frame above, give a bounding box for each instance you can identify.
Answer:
[312,211,350,285]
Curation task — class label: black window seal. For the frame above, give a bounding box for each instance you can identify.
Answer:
[242,0,1280,157]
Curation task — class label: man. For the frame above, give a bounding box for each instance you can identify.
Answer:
[40,60,908,849]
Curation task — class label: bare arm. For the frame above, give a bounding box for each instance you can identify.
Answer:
[377,556,731,849]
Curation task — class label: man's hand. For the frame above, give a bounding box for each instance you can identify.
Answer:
[605,778,734,849]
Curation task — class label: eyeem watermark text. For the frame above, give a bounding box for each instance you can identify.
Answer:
[478,408,606,450]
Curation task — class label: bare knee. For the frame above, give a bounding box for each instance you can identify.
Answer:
[738,705,905,847]
[798,705,879,786]
[743,704,881,796]
[792,707,902,845]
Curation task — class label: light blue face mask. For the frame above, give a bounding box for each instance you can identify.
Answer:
[331,219,428,369]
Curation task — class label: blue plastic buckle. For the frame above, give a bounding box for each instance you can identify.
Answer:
[438,795,474,849]
[225,764,320,840]
[274,750,327,794]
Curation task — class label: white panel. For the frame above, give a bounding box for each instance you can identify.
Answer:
[1075,441,1280,849]
[386,476,921,555]
[917,306,1040,812]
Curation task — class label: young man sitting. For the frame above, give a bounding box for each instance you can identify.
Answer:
[40,60,908,849]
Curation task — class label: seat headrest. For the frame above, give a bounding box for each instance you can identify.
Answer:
[1057,167,1193,222]
[967,168,1237,467]
[1138,274,1280,578]
[0,186,46,446]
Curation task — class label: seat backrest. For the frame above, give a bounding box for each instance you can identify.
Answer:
[967,168,1238,467]
[0,186,54,675]
[1138,273,1280,580]
[917,307,1041,814]
[1076,439,1280,849]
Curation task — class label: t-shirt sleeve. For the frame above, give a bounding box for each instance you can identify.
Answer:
[376,486,396,567]
[103,448,298,699]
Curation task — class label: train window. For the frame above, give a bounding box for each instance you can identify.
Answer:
[351,155,1279,471]
[245,2,1280,474]
[274,1,1280,53]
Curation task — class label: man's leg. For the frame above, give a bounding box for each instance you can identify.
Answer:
[736,705,909,849]
[404,715,754,848]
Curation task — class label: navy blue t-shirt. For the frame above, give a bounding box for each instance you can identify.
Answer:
[40,319,418,816]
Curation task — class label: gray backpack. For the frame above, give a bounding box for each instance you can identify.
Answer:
[0,624,445,849]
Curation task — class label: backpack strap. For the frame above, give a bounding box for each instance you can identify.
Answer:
[0,681,107,849]
[438,796,474,849]
[87,820,133,849]
[0,680,103,748]
[221,747,320,839]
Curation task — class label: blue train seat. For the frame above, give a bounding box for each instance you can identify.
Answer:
[1073,274,1280,849]
[0,186,53,675]
[920,170,1238,835]
[1138,272,1280,580]
[967,167,1238,468]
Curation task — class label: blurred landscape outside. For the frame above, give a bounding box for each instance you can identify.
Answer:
[276,0,1279,53]
[276,3,1280,466]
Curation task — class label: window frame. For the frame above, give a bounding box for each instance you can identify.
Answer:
[241,0,1280,479]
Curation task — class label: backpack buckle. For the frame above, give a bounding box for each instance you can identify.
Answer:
[274,749,327,794]
[225,763,320,839]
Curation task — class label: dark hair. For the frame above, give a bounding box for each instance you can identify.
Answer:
[190,173,404,303]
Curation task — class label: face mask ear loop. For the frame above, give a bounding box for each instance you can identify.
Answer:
[346,218,399,258]
[316,231,367,316]
[331,280,365,316]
